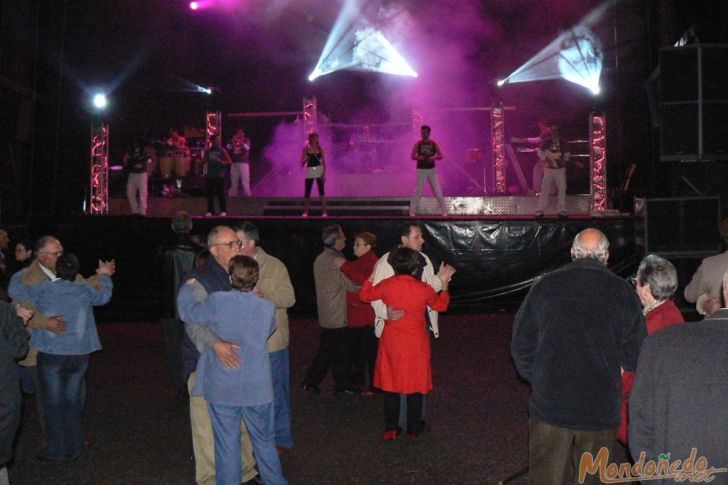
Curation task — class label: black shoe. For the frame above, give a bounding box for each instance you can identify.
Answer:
[35,453,64,463]
[242,474,263,485]
[301,382,321,394]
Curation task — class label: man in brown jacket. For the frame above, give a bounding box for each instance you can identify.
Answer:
[302,224,357,395]
[235,222,296,451]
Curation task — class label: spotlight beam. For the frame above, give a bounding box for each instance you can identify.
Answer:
[309,0,417,81]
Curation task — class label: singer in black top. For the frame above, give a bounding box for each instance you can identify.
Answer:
[300,132,327,217]
[410,125,447,217]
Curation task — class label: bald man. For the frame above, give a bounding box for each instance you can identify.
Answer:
[511,228,646,485]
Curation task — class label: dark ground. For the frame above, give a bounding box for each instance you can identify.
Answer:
[7,314,629,484]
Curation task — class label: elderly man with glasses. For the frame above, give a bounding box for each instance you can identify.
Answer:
[180,225,262,485]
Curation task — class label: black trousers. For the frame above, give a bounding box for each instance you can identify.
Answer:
[304,327,351,391]
[304,177,325,198]
[205,178,226,213]
[349,326,378,389]
[384,392,423,434]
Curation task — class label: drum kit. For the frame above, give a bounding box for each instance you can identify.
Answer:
[145,140,204,196]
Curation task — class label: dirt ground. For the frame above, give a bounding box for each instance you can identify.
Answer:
[8,313,629,484]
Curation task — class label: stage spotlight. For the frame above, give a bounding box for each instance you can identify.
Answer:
[498,16,603,96]
[308,0,417,81]
[196,86,213,95]
[497,79,506,87]
[92,93,108,110]
[190,2,199,10]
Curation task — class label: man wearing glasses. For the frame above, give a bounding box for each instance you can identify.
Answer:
[180,226,261,485]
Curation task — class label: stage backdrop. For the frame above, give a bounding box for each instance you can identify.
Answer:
[22,216,636,322]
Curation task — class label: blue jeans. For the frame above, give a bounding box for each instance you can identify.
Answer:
[270,349,293,449]
[37,352,89,460]
[207,402,287,485]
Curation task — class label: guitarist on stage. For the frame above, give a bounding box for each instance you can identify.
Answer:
[535,123,571,218]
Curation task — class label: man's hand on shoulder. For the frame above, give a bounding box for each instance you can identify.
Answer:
[97,259,116,276]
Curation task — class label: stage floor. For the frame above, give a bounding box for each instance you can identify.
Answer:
[111,194,623,218]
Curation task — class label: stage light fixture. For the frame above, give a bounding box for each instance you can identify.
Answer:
[499,25,603,95]
[497,79,506,87]
[190,1,199,10]
[308,0,417,81]
[92,93,108,110]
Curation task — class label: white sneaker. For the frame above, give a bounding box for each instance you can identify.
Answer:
[220,212,227,216]
[205,212,213,217]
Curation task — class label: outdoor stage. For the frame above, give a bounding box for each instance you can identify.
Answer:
[109,194,605,217]
[27,197,637,322]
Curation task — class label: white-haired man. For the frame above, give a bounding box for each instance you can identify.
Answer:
[511,228,646,485]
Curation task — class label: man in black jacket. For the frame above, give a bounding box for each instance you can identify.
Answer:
[159,211,202,398]
[511,228,646,485]
[0,301,31,482]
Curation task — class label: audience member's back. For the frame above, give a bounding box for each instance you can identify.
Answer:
[25,254,112,354]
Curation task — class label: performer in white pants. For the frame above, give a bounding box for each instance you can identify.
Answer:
[227,128,252,197]
[535,125,570,217]
[410,125,447,217]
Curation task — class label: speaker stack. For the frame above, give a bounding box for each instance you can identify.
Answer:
[659,44,728,161]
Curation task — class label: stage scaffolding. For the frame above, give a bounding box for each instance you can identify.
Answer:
[88,122,109,215]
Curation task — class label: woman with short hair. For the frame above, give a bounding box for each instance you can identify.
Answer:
[618,254,685,444]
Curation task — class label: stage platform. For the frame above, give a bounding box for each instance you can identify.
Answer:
[22,208,636,322]
[111,194,611,218]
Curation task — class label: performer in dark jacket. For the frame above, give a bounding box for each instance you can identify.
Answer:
[159,211,202,396]
[0,301,31,475]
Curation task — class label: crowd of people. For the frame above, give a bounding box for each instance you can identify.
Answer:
[512,226,728,484]
[1,216,727,484]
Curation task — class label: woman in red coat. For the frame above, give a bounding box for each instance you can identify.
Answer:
[359,247,454,440]
[618,254,684,444]
[337,231,379,394]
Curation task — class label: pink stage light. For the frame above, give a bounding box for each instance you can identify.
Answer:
[190,2,199,10]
